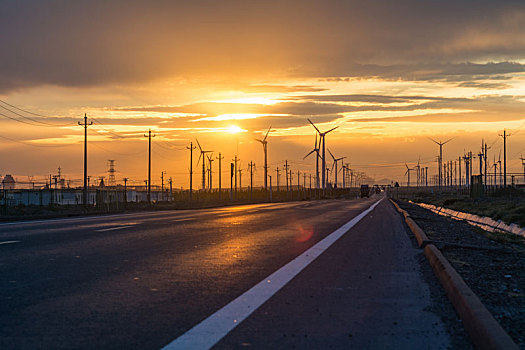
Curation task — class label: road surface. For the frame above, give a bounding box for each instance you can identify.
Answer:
[0,196,457,349]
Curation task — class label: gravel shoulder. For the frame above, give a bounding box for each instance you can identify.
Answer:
[398,200,525,348]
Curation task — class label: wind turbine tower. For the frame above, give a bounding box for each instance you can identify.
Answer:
[308,118,338,190]
[328,149,345,188]
[430,138,454,188]
[405,164,414,187]
[255,126,271,191]
[304,134,321,189]
[196,139,212,191]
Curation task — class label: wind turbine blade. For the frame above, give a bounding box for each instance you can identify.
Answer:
[405,163,409,169]
[314,134,318,149]
[303,149,316,159]
[443,137,455,145]
[197,152,202,166]
[263,126,271,141]
[428,137,439,145]
[307,118,321,134]
[195,138,203,151]
[325,126,338,134]
[254,138,263,144]
[328,148,336,161]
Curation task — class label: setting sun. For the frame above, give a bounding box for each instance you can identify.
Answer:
[226,125,245,133]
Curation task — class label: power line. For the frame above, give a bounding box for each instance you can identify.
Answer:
[0,133,72,148]
[0,100,75,127]
[0,111,45,126]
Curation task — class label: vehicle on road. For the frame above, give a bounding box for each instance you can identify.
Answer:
[360,184,369,198]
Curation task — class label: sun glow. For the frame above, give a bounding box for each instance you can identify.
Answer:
[226,125,245,133]
[214,97,283,105]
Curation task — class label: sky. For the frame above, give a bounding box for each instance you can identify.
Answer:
[1,0,525,188]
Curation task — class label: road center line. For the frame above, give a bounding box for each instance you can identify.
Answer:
[95,225,134,232]
[162,199,382,350]
[0,240,20,245]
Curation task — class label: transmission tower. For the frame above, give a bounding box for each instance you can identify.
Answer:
[107,160,116,187]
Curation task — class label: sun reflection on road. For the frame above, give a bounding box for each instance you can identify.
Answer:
[294,223,314,242]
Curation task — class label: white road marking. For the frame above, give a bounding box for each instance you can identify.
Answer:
[0,240,20,245]
[95,225,134,232]
[162,199,382,350]
[172,218,196,223]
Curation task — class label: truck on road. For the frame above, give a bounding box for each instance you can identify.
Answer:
[360,184,370,198]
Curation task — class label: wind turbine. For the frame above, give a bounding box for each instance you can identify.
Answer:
[328,149,345,188]
[196,139,212,191]
[303,133,321,189]
[308,118,338,190]
[255,126,271,191]
[405,163,414,187]
[429,137,454,187]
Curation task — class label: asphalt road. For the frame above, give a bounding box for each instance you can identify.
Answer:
[0,196,454,349]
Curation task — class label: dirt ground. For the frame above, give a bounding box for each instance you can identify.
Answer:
[397,200,525,348]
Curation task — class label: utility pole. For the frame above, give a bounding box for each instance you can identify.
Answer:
[470,151,473,186]
[458,156,462,186]
[207,155,214,192]
[123,178,128,204]
[284,161,289,192]
[217,153,224,200]
[499,129,510,187]
[169,177,173,200]
[478,143,484,177]
[230,162,234,200]
[276,167,280,191]
[161,171,165,201]
[248,161,255,200]
[78,113,92,206]
[297,170,301,200]
[233,155,239,196]
[144,129,156,203]
[484,142,488,187]
[187,142,196,201]
[521,155,525,185]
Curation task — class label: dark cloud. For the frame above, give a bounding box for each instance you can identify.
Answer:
[1,1,524,92]
[316,62,525,81]
[457,81,511,89]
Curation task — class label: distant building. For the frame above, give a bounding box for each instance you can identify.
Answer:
[2,174,15,189]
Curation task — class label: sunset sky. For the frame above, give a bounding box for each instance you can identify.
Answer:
[1,0,525,187]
